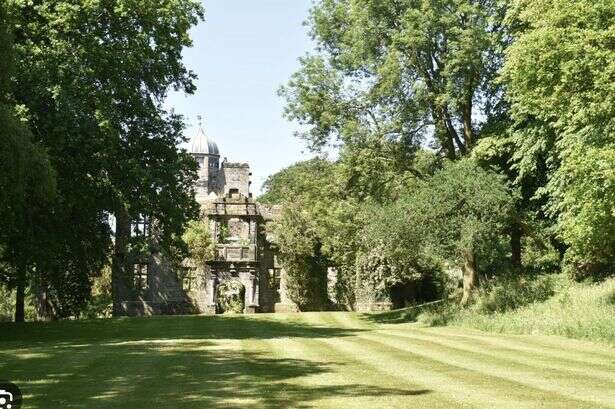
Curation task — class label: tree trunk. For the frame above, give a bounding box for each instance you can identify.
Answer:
[435,119,456,160]
[112,207,132,316]
[15,267,26,323]
[34,276,54,321]
[510,222,523,271]
[460,249,478,306]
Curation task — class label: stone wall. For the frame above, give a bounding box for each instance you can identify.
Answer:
[219,162,251,198]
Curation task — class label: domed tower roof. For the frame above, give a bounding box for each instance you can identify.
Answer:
[190,127,219,156]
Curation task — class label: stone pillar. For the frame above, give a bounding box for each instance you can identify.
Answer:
[244,270,259,314]
[207,275,217,314]
[249,219,257,244]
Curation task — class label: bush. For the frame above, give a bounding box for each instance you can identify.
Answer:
[471,274,555,314]
[217,280,246,314]
[452,275,615,344]
[416,302,459,327]
[564,252,614,282]
[82,267,112,319]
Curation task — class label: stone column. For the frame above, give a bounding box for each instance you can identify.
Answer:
[205,275,217,315]
[244,271,259,313]
[249,219,257,244]
[251,272,259,306]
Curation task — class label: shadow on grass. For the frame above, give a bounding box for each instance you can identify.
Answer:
[360,300,450,325]
[1,314,362,344]
[0,315,431,408]
[360,307,422,324]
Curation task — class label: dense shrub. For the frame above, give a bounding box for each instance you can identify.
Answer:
[416,303,459,327]
[217,281,246,314]
[470,274,555,314]
[453,275,615,344]
[82,267,113,319]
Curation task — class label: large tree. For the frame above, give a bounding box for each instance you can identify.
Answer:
[0,4,56,322]
[363,159,515,304]
[501,0,615,277]
[7,0,203,319]
[280,0,508,160]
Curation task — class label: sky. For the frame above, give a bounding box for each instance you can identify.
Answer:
[165,0,316,194]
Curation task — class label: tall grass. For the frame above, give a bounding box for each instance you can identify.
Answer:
[450,275,615,344]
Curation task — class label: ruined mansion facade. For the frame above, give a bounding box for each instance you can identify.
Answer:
[116,128,296,315]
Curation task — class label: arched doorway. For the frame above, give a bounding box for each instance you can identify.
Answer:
[217,280,245,313]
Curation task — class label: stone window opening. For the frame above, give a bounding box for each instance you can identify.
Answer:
[269,268,282,303]
[133,263,150,295]
[178,266,196,292]
[132,216,150,237]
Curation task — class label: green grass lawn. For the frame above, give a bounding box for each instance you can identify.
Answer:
[2,312,615,408]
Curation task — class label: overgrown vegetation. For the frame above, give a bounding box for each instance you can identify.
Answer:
[452,277,615,344]
[0,1,203,321]
[261,0,614,318]
[0,0,612,324]
[369,272,615,345]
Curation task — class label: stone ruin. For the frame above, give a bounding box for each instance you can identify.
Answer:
[116,126,297,315]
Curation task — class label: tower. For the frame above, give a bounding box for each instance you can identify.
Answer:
[190,120,220,199]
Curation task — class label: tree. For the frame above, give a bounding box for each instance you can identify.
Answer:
[501,0,615,277]
[266,203,330,311]
[8,0,203,318]
[0,4,56,322]
[183,220,216,268]
[261,159,340,309]
[280,0,508,160]
[262,158,366,309]
[399,159,515,304]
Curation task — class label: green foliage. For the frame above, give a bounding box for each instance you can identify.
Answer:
[356,201,427,298]
[83,267,113,319]
[416,303,459,327]
[261,159,356,310]
[2,0,203,318]
[281,0,508,159]
[259,158,338,206]
[268,204,330,310]
[362,159,514,276]
[217,281,246,314]
[520,221,561,275]
[470,274,555,314]
[452,274,615,344]
[356,158,515,306]
[405,159,515,265]
[183,219,215,267]
[502,0,615,276]
[0,4,58,322]
[0,285,37,322]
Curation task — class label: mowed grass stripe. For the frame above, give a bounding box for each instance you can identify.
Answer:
[321,311,376,330]
[3,341,149,407]
[379,328,615,382]
[315,335,568,409]
[265,335,459,409]
[359,331,615,408]
[422,326,615,360]
[417,327,615,367]
[126,338,248,409]
[297,311,615,405]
